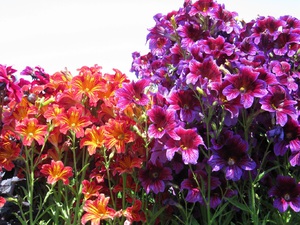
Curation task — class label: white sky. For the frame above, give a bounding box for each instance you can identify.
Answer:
[0,0,300,79]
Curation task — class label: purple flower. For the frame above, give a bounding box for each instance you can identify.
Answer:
[138,160,172,194]
[268,175,300,213]
[165,127,205,165]
[115,79,150,110]
[222,66,268,109]
[260,85,297,126]
[166,89,200,123]
[181,168,221,204]
[147,106,180,140]
[208,133,256,181]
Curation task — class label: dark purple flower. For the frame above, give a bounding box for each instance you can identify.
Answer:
[267,118,300,157]
[138,160,172,194]
[222,66,268,109]
[166,89,200,123]
[181,168,220,204]
[268,175,300,213]
[115,79,150,110]
[147,106,180,140]
[259,85,297,126]
[165,127,205,165]
[208,134,256,181]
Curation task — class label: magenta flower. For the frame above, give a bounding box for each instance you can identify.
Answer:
[222,66,268,109]
[115,79,150,110]
[166,89,200,123]
[268,175,300,213]
[147,106,180,140]
[260,85,297,126]
[187,57,222,85]
[0,65,22,103]
[138,160,172,194]
[208,133,256,181]
[165,127,205,165]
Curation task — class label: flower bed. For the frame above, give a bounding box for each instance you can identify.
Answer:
[1,0,300,224]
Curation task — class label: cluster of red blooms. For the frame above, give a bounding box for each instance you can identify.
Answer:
[0,64,150,224]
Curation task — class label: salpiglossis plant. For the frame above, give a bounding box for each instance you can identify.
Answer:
[0,0,300,225]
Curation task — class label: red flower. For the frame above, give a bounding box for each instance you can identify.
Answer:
[81,194,117,225]
[82,180,102,200]
[40,160,73,185]
[0,196,6,208]
[15,118,48,146]
[58,106,92,138]
[123,200,146,224]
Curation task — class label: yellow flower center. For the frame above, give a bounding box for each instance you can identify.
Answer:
[284,193,291,201]
[228,157,235,166]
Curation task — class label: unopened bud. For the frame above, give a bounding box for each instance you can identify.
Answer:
[196,87,206,97]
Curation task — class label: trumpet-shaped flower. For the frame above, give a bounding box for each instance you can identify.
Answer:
[167,89,201,123]
[123,200,146,224]
[165,127,205,165]
[138,160,172,194]
[15,118,48,146]
[115,79,150,110]
[0,65,22,102]
[208,133,256,181]
[260,85,297,126]
[80,125,105,155]
[0,141,21,171]
[147,106,180,140]
[58,106,92,138]
[222,66,268,108]
[40,160,73,185]
[268,175,300,213]
[103,119,136,153]
[81,194,116,225]
[82,180,102,200]
[72,69,105,106]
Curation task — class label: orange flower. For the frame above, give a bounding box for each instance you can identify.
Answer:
[80,125,105,155]
[15,118,48,146]
[40,160,73,185]
[112,154,143,175]
[0,141,21,171]
[72,69,105,106]
[81,194,116,225]
[43,104,64,127]
[103,119,136,153]
[58,106,92,138]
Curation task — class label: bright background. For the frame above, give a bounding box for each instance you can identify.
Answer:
[0,0,300,78]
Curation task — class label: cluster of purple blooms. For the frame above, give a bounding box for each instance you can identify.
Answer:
[128,0,300,217]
